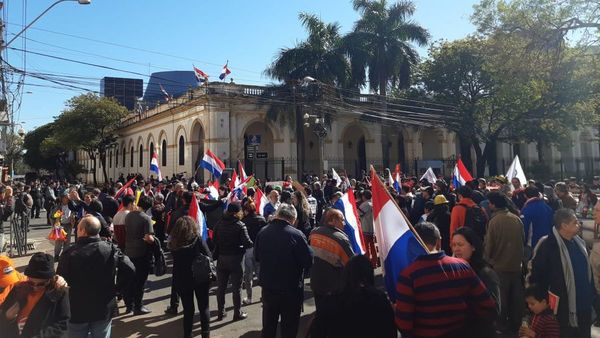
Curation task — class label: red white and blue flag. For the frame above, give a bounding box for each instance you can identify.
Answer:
[452,158,473,188]
[200,149,225,178]
[193,65,209,83]
[159,84,170,102]
[149,151,162,181]
[219,61,231,80]
[206,181,219,200]
[189,192,208,240]
[333,188,366,255]
[371,167,427,301]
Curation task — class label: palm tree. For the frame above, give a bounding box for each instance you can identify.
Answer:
[265,13,350,177]
[345,0,430,97]
[265,12,350,86]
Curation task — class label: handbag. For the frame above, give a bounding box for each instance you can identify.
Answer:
[152,237,167,277]
[192,239,216,284]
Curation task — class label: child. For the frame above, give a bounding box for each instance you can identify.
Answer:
[519,284,560,338]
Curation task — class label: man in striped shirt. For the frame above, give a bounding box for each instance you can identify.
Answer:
[395,222,496,338]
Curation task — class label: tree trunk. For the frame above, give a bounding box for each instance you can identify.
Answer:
[458,135,473,173]
[483,139,499,176]
[473,140,486,177]
[89,152,97,186]
[100,151,108,184]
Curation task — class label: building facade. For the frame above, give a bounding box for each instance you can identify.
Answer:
[77,82,599,184]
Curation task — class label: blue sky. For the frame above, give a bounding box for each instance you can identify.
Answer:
[4,0,478,130]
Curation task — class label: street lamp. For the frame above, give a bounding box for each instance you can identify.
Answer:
[4,0,91,49]
[303,113,328,175]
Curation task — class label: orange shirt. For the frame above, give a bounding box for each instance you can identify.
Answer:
[17,286,45,334]
[449,198,476,241]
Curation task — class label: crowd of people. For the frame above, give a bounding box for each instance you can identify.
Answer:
[0,171,598,337]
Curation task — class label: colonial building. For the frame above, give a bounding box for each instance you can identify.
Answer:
[76,82,599,184]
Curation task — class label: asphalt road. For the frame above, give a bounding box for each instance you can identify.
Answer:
[5,211,600,338]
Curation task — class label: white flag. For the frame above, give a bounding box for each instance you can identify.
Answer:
[506,155,527,189]
[420,167,437,184]
[331,168,343,187]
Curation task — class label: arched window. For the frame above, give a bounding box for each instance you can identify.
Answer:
[161,140,167,167]
[178,135,185,165]
[116,148,119,167]
[109,151,112,168]
[139,144,144,167]
[130,146,134,167]
[122,147,126,168]
[149,142,154,159]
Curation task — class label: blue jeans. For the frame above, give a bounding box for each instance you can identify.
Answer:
[69,319,112,338]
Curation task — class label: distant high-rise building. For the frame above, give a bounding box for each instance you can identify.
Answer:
[100,77,143,111]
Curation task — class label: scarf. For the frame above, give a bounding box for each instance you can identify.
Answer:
[552,227,591,327]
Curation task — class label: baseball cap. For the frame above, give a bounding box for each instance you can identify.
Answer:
[0,256,20,288]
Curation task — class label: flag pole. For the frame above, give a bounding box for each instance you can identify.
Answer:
[370,165,430,254]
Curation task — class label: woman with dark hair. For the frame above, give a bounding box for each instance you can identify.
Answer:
[328,255,397,338]
[291,190,311,237]
[213,202,253,321]
[578,184,598,217]
[452,227,500,337]
[169,216,211,338]
[240,198,266,305]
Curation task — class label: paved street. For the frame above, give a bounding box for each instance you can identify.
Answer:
[3,211,600,338]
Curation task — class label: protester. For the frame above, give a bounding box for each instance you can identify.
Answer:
[357,190,377,267]
[263,190,280,221]
[291,190,311,237]
[452,226,499,336]
[521,185,554,250]
[57,215,135,338]
[0,253,70,338]
[53,193,73,261]
[450,186,484,240]
[529,208,596,338]
[123,196,155,315]
[213,202,253,321]
[112,194,135,250]
[511,177,528,209]
[254,204,313,338]
[427,194,451,254]
[328,255,397,338]
[394,222,496,337]
[241,198,267,305]
[519,284,560,338]
[554,182,577,211]
[0,256,26,305]
[484,191,525,334]
[169,216,212,338]
[309,208,355,338]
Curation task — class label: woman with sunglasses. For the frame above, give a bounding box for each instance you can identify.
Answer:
[0,252,70,338]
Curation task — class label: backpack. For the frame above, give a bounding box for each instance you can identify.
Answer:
[192,240,216,284]
[460,204,488,239]
[14,193,28,214]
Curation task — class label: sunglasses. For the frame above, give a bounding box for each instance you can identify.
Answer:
[27,280,50,287]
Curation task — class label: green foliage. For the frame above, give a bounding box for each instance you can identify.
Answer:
[265,13,350,87]
[50,93,129,184]
[23,122,61,172]
[344,0,429,96]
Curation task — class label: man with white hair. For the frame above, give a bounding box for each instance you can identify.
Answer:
[254,204,313,338]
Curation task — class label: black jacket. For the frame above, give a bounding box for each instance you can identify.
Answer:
[254,219,313,291]
[529,233,598,327]
[57,237,135,323]
[0,283,70,338]
[241,213,267,243]
[101,196,119,219]
[427,206,451,254]
[213,215,253,257]
[171,237,212,291]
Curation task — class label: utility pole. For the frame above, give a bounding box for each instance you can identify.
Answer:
[0,2,11,181]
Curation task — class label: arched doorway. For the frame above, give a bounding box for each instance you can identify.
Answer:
[191,121,205,182]
[387,130,406,172]
[243,121,275,180]
[342,124,367,178]
[421,129,442,160]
